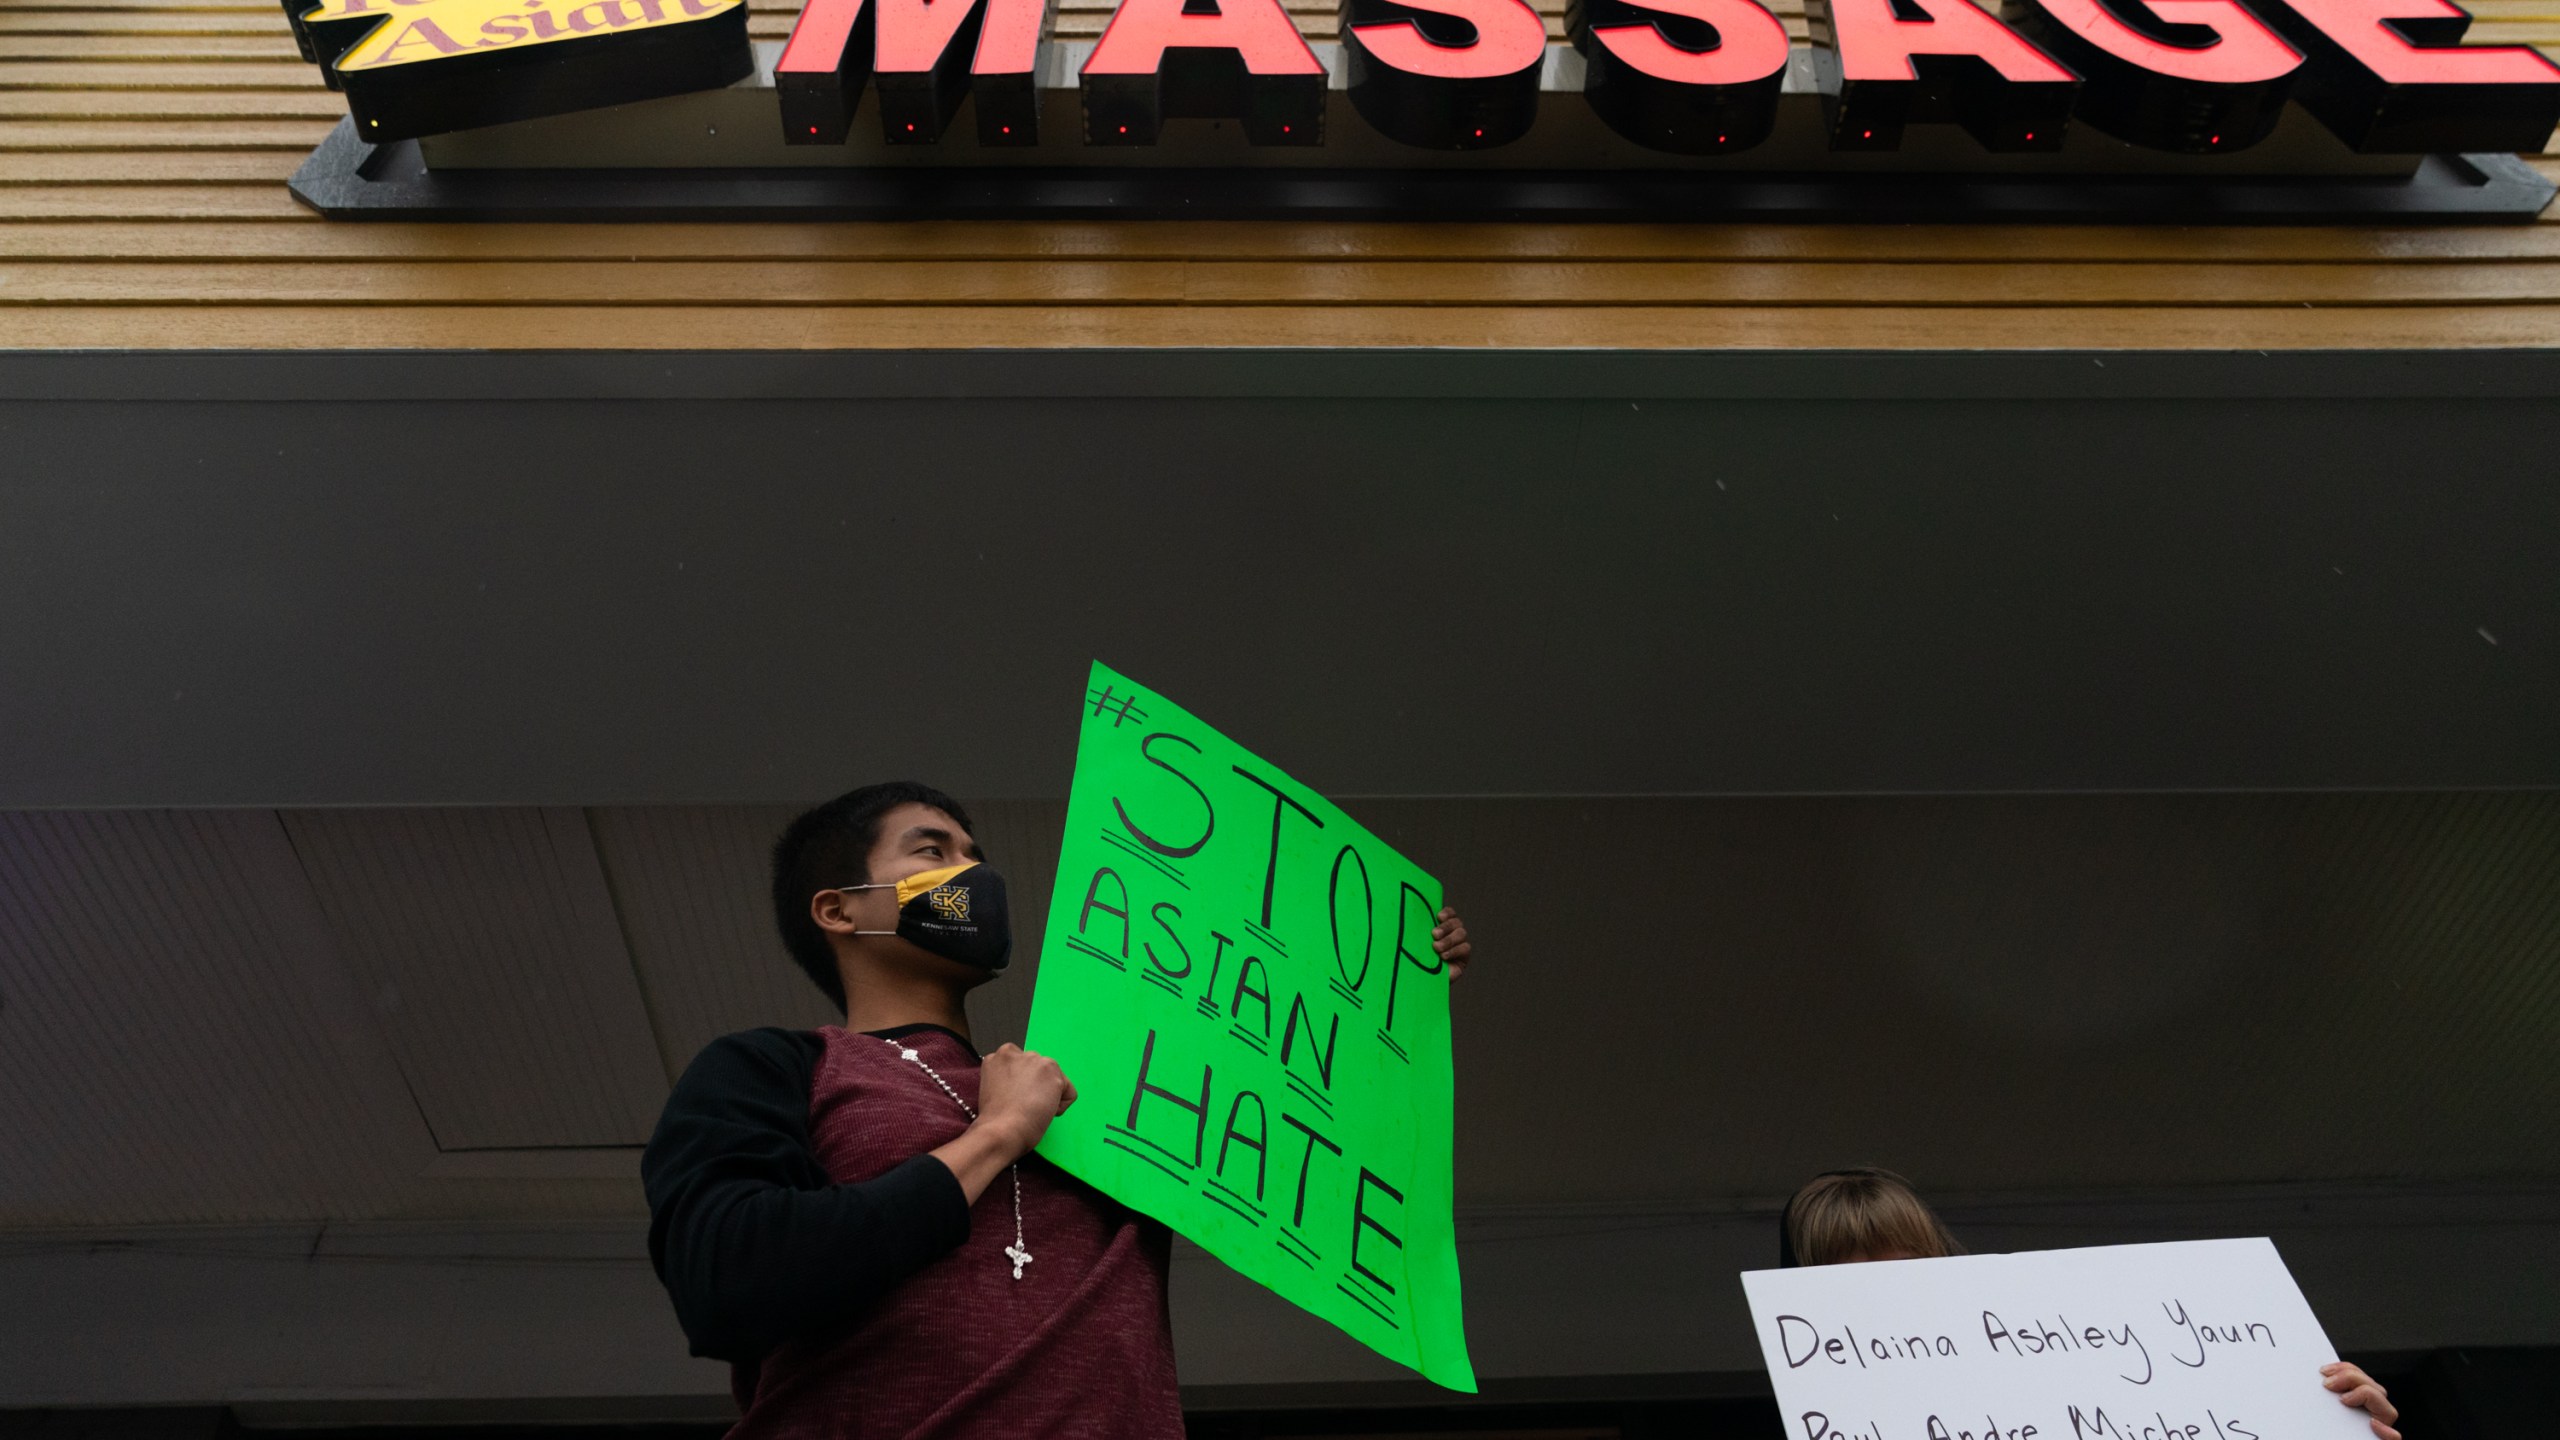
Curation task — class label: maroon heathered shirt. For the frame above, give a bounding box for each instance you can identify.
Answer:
[725,1025,1185,1440]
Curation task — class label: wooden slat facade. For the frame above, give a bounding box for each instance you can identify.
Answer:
[3,0,2559,349]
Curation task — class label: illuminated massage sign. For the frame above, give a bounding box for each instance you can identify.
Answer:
[282,0,2560,157]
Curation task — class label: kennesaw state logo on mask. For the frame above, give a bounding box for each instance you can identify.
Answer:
[928,885,972,922]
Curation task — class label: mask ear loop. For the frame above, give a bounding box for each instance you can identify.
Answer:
[825,883,900,937]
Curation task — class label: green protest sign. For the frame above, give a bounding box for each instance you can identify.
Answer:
[1025,661,1476,1392]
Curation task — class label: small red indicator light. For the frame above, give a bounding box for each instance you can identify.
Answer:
[1002,125,1011,133]
[1473,127,1483,137]
[1282,123,1290,132]
[1119,124,1127,133]
[1717,134,1726,142]
[2209,134,2220,144]
[905,122,915,132]
[1861,129,1871,138]
[2024,131,2034,140]
[808,126,818,134]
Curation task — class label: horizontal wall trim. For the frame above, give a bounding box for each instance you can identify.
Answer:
[8,348,2560,404]
[418,1150,646,1183]
[6,1178,2555,1409]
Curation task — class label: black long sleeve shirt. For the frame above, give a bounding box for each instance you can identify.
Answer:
[642,1026,973,1364]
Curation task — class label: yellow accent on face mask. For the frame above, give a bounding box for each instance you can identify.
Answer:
[893,863,976,908]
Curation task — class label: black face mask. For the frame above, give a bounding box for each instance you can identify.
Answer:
[843,862,1012,971]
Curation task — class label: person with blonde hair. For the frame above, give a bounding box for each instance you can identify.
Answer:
[1778,1168,1965,1267]
[1777,1168,2403,1440]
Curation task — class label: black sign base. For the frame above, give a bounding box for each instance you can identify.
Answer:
[289,119,2554,221]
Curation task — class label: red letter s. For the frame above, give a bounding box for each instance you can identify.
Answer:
[1342,0,1549,148]
[1573,0,1790,152]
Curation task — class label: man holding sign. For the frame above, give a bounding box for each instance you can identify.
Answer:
[1023,662,1480,1392]
[642,674,1474,1436]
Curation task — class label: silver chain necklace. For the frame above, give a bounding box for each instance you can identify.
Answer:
[880,1036,1033,1281]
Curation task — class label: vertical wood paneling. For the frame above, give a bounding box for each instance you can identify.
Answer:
[2286,791,2560,1175]
[278,807,669,1149]
[590,798,1069,1066]
[0,809,432,1224]
[586,804,831,1078]
[955,798,1067,1050]
[0,793,2554,1226]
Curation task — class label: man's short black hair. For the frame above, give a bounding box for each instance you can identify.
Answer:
[770,781,977,1012]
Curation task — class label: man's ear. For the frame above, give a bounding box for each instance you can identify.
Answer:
[810,887,866,937]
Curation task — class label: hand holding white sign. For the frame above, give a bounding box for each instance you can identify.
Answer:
[1742,1238,2379,1440]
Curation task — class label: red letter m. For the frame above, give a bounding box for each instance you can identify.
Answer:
[777,0,1050,143]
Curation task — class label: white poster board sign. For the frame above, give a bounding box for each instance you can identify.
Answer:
[1741,1238,2367,1440]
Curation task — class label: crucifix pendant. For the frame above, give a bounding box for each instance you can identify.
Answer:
[1005,1243,1033,1280]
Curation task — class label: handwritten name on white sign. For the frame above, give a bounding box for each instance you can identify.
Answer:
[1741,1238,2370,1440]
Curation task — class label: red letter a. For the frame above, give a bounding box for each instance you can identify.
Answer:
[1082,0,1327,144]
[1808,0,2078,150]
